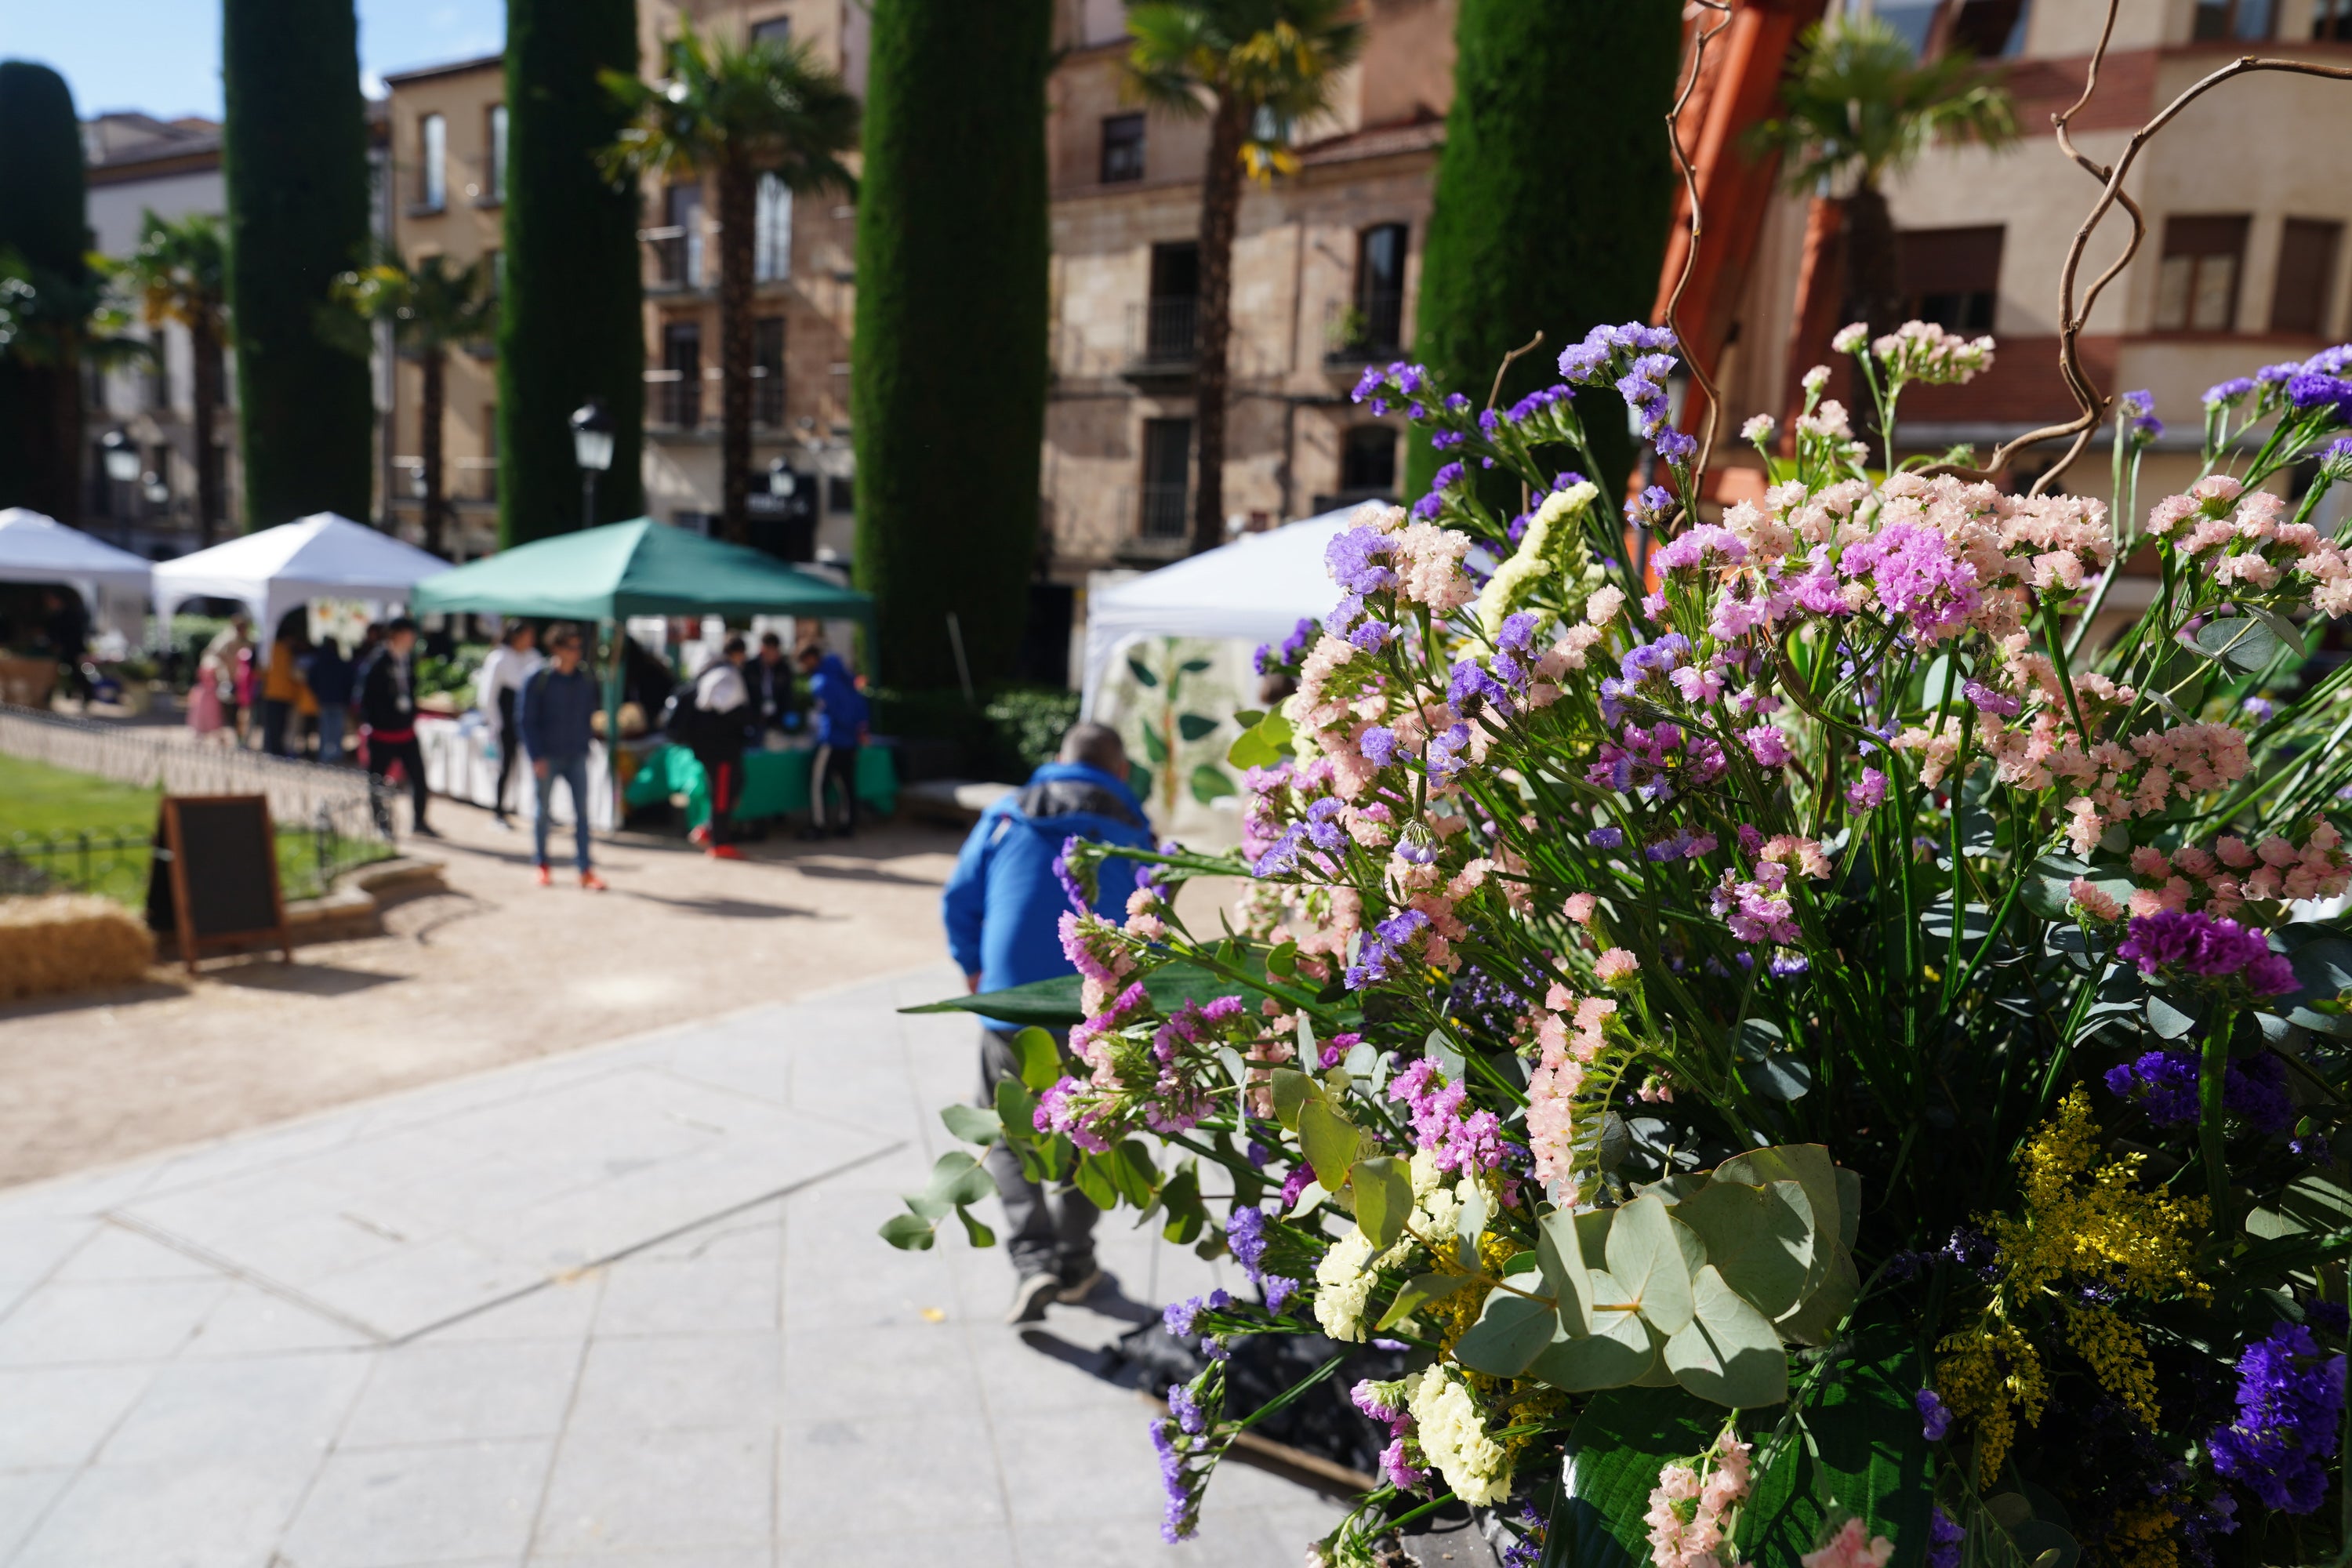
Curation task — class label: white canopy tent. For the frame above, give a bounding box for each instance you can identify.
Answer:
[1079,507,1356,718]
[0,507,153,643]
[151,514,450,641]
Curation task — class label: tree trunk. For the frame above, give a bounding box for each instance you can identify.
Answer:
[1189,93,1248,557]
[420,346,447,556]
[1840,183,1905,345]
[717,155,757,546]
[191,310,225,546]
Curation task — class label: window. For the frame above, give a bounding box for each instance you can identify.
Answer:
[485,104,507,203]
[2193,0,2274,39]
[826,473,854,515]
[660,321,702,427]
[2155,215,2250,332]
[1900,224,2003,333]
[754,316,786,426]
[1354,223,1408,354]
[1874,2,1942,56]
[418,113,446,210]
[2319,0,2352,39]
[1341,426,1399,495]
[1947,0,2031,56]
[754,172,793,283]
[2271,219,2344,336]
[751,16,792,45]
[487,246,505,302]
[1139,418,1192,539]
[663,183,705,287]
[1145,241,1199,361]
[1101,113,1145,184]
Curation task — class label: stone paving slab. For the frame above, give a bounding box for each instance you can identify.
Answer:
[0,966,1343,1567]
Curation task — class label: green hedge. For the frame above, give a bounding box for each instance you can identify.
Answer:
[499,0,644,546]
[1406,0,1683,507]
[221,0,376,528]
[870,683,1078,782]
[0,61,89,523]
[851,0,1051,689]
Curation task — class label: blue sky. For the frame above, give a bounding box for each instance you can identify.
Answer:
[8,0,506,122]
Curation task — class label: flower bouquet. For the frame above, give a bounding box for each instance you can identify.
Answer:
[884,216,2352,1568]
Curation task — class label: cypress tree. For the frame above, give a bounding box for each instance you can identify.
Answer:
[0,61,90,523]
[499,0,644,545]
[221,0,376,528]
[851,0,1051,691]
[1406,0,1683,505]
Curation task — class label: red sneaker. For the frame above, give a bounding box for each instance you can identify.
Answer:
[579,869,609,891]
[533,864,552,887]
[707,844,746,861]
[688,824,712,846]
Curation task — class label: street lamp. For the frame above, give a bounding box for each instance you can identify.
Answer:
[142,471,170,507]
[100,430,140,543]
[766,456,796,501]
[570,398,615,531]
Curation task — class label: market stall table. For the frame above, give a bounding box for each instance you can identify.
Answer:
[624,740,898,829]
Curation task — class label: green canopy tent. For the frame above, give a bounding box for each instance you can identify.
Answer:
[410,518,876,825]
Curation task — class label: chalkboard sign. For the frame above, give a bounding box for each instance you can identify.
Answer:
[147,795,292,974]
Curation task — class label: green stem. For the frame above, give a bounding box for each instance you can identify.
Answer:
[2201,1007,2238,1241]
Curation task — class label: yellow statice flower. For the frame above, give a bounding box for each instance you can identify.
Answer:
[1994,1087,2209,1302]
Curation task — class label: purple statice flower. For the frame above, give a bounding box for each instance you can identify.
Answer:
[1350,365,1384,403]
[1246,1139,1272,1169]
[2209,1322,2346,1513]
[1149,1418,1192,1541]
[2242,695,2276,723]
[1652,523,1748,573]
[1254,615,1318,677]
[2105,1046,2296,1134]
[2205,376,2257,408]
[1430,427,1464,451]
[1588,826,1625,850]
[1431,460,1465,492]
[1624,484,1673,528]
[1915,1388,1953,1442]
[1769,950,1810,978]
[2325,434,2352,473]
[1926,1506,1965,1568]
[1653,425,1697,463]
[1348,619,1394,653]
[2120,388,2162,445]
[1052,834,1091,913]
[1226,1207,1268,1276]
[1346,908,1431,991]
[1964,678,2022,717]
[1360,725,1401,767]
[2258,360,2305,386]
[1847,766,1889,811]
[2286,372,2352,423]
[1162,1288,1231,1338]
[1448,657,1516,720]
[1325,526,1396,594]
[1841,521,1980,639]
[1557,334,1613,384]
[1250,821,1309,878]
[1378,1436,1428,1491]
[1742,724,1794,768]
[2116,909,2299,996]
[1276,1162,1315,1210]
[1388,1058,1508,1174]
[1425,720,1474,787]
[1168,1381,1206,1435]
[1262,1275,1298,1313]
[1319,1030,1362,1070]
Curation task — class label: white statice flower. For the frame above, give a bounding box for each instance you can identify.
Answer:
[1740,413,1775,444]
[1473,480,1599,637]
[1871,319,1995,386]
[1797,400,1853,441]
[1406,1364,1514,1505]
[1313,1227,1377,1341]
[1831,321,1869,354]
[1801,364,1831,397]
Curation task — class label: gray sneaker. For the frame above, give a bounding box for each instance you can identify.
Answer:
[1007,1271,1059,1325]
[1055,1266,1104,1305]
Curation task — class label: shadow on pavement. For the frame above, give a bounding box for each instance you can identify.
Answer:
[0,978,190,1021]
[207,960,404,996]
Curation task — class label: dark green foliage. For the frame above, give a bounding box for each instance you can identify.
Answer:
[868,682,1078,782]
[499,0,644,546]
[0,60,89,521]
[221,0,375,528]
[1406,0,1682,507]
[851,0,1051,689]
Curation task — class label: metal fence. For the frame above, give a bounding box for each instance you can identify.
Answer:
[1,801,390,906]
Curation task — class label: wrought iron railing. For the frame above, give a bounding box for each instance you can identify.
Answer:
[1,797,392,906]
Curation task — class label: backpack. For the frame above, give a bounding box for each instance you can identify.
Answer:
[660,684,711,748]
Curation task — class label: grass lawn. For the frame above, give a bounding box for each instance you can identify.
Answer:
[0,753,387,905]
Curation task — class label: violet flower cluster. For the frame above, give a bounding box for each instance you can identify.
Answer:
[2115,910,2298,997]
[2208,1322,2347,1514]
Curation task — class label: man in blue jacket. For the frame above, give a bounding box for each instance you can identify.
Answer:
[795,644,869,840]
[943,721,1154,1323]
[517,628,607,891]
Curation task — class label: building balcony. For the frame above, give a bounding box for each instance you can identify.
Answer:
[1122,297,1198,387]
[1134,480,1190,549]
[646,371,704,432]
[1321,292,1406,382]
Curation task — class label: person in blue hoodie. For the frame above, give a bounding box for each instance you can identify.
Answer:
[795,643,870,840]
[942,720,1154,1323]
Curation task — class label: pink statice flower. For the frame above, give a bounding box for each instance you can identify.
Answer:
[1595,948,1640,986]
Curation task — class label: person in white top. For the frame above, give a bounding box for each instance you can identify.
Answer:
[475,622,543,828]
[685,635,753,859]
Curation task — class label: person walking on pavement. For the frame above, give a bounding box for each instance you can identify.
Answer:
[476,622,541,828]
[260,611,311,757]
[686,636,753,859]
[358,617,435,838]
[517,627,606,890]
[302,634,357,764]
[942,722,1155,1323]
[795,643,868,840]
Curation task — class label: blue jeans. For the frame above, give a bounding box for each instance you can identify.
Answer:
[533,753,593,871]
[314,706,347,764]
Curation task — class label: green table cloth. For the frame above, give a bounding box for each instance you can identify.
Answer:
[624,742,898,829]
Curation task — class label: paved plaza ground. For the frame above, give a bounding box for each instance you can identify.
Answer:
[0,965,1345,1566]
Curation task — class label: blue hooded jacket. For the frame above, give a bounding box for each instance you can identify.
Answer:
[942,760,1155,1029]
[806,653,869,747]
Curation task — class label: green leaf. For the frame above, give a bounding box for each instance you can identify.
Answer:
[993,1075,1037,1134]
[1159,1163,1206,1244]
[1663,1263,1788,1406]
[2243,602,2308,659]
[1071,1152,1118,1209]
[941,1104,1003,1145]
[904,960,1265,1028]
[1127,655,1158,688]
[2194,615,2282,674]
[879,1211,937,1250]
[1270,1066,1318,1131]
[1299,1101,1360,1192]
[1128,762,1154,798]
[1605,1195,1696,1336]
[1776,1243,1860,1347]
[925,1152,996,1209]
[1109,1139,1159,1207]
[1189,764,1238,803]
[1453,1288,1559,1378]
[1549,1385,1722,1568]
[1351,1156,1414,1253]
[1265,940,1298,978]
[1377,1271,1472,1332]
[956,1207,997,1247]
[1457,1180,1493,1266]
[1011,1026,1064,1090]
[1737,1341,1933,1567]
[1714,1145,1841,1298]
[1527,1274,1659,1391]
[1177,712,1220,742]
[1227,711,1296,769]
[1140,724,1169,764]
[1178,656,1213,675]
[1673,1179,1816,1319]
[1537,1208,1596,1333]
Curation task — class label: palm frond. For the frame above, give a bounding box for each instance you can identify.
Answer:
[1745,16,2020,194]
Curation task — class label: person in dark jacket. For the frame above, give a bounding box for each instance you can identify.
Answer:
[358,618,434,837]
[743,630,794,743]
[301,636,357,764]
[942,721,1154,1323]
[517,627,605,889]
[796,644,869,839]
[686,636,753,858]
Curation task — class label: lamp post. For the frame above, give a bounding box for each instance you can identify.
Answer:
[100,429,141,546]
[570,398,615,532]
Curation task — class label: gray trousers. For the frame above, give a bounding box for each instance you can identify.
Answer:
[978,1025,1098,1279]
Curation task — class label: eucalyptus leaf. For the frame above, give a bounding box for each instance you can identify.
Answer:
[2146,992,2201,1040]
[956,1207,997,1247]
[1299,1101,1361,1192]
[1270,1067,1318,1131]
[2194,616,2281,674]
[1715,1145,1841,1298]
[1526,1276,1656,1390]
[1351,1156,1414,1253]
[1010,1025,1064,1091]
[1189,764,1238,804]
[1604,1196,1696,1337]
[1537,1207,1597,1334]
[1776,1243,1860,1347]
[1342,1040,1380,1077]
[1425,1029,1467,1083]
[1663,1264,1788,1407]
[940,1104,1003,1145]
[925,1152,996,1209]
[1673,1180,1815,1319]
[1454,1288,1563,1378]
[2243,602,2309,659]
[878,1211,937,1250]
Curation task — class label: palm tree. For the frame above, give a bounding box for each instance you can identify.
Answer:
[1125,0,1362,557]
[114,212,230,545]
[327,252,497,556]
[603,20,858,545]
[1749,16,2018,343]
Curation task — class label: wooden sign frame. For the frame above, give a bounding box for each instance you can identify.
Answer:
[157,794,293,975]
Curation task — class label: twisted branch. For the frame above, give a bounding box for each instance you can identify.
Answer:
[1663,0,1737,496]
